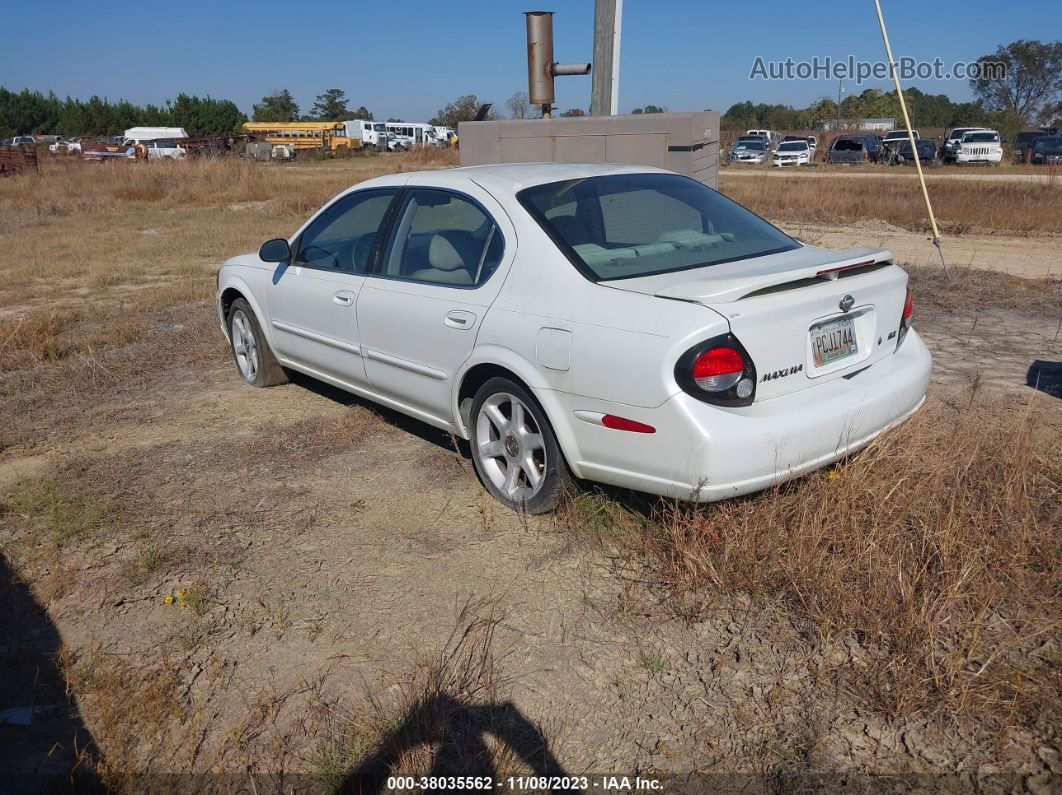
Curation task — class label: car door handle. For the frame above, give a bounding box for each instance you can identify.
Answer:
[333,291,355,307]
[444,310,476,329]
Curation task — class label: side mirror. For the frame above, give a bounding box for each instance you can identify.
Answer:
[259,238,291,264]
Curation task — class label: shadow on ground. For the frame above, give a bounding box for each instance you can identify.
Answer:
[0,555,101,792]
[288,371,470,456]
[340,693,581,794]
[1027,360,1062,398]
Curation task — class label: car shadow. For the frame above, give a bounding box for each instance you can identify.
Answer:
[1026,360,1062,398]
[0,555,102,792]
[338,693,582,794]
[286,370,471,457]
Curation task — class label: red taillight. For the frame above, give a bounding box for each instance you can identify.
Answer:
[601,415,656,434]
[902,287,913,326]
[692,347,745,391]
[676,334,756,406]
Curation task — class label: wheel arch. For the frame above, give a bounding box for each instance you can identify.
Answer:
[453,350,585,479]
[217,273,275,349]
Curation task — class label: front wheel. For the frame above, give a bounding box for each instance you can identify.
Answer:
[469,378,570,514]
[227,298,289,387]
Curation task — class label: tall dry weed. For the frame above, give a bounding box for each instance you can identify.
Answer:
[563,399,1061,726]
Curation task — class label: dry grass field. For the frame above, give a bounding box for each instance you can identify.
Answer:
[720,169,1060,235]
[1,153,1060,791]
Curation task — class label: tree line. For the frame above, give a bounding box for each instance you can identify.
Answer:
[721,87,986,132]
[0,88,246,138]
[722,39,1061,138]
[7,39,1054,139]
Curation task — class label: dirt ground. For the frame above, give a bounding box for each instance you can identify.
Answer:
[1,287,1058,790]
[776,219,1062,281]
[1,157,1060,791]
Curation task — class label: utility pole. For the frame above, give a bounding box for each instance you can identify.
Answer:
[590,0,622,116]
[835,78,844,131]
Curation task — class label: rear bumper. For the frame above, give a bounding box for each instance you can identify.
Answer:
[561,330,932,501]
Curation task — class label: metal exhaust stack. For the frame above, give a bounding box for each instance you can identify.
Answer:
[525,11,590,119]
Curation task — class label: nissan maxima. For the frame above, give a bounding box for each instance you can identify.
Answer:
[216,163,931,513]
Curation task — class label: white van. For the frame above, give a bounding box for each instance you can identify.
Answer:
[344,120,390,151]
[385,122,442,149]
[123,126,188,159]
[746,129,777,150]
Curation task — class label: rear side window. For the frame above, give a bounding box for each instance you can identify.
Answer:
[379,189,503,287]
[519,173,798,281]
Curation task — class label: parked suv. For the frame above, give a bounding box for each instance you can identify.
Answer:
[1030,135,1062,165]
[954,130,1002,165]
[825,135,882,165]
[1014,129,1059,163]
[941,127,987,163]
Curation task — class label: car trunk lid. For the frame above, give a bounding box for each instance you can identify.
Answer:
[609,246,910,401]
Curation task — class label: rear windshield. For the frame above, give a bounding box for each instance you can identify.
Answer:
[518,173,799,282]
[832,138,864,151]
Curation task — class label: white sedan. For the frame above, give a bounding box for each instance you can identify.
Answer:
[216,163,931,513]
[772,140,812,167]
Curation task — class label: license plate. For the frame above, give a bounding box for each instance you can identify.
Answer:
[811,317,858,367]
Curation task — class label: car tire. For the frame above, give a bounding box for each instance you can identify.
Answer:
[469,377,571,514]
[227,298,288,388]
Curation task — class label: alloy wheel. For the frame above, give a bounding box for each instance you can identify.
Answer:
[475,392,547,502]
[230,309,259,382]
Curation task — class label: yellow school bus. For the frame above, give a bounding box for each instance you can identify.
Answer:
[242,121,359,153]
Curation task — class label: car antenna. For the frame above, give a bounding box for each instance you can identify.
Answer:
[873,0,949,279]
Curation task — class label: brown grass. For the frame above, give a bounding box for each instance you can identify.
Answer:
[719,171,1060,235]
[0,151,459,372]
[907,263,1062,315]
[59,646,189,790]
[560,398,1061,727]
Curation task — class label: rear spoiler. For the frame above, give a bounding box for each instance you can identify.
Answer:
[654,247,895,304]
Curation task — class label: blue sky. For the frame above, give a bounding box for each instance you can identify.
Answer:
[1,0,1051,120]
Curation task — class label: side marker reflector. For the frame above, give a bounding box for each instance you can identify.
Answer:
[601,415,656,434]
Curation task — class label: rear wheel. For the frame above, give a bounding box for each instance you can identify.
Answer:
[227,298,288,387]
[469,378,570,514]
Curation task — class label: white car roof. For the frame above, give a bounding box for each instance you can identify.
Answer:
[353,162,674,193]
